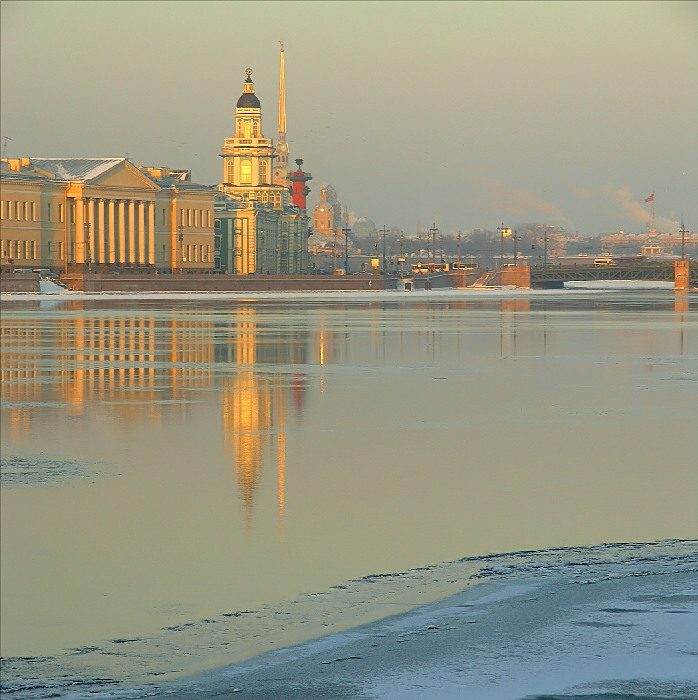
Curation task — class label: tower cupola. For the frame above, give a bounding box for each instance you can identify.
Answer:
[237,68,261,109]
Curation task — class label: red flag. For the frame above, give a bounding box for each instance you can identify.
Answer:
[644,193,655,202]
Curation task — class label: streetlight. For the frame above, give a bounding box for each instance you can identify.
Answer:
[512,230,520,267]
[497,223,511,268]
[381,225,388,275]
[342,225,351,273]
[84,222,92,273]
[332,229,337,274]
[429,223,439,266]
[679,217,688,261]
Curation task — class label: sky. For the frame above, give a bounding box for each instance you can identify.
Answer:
[2,1,696,236]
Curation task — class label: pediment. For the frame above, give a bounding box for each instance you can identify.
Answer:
[89,161,161,191]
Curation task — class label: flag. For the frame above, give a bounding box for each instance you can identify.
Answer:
[644,193,655,202]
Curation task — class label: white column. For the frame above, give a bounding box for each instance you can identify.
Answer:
[97,199,107,264]
[74,197,85,264]
[118,200,127,264]
[138,201,146,265]
[148,201,155,266]
[107,200,116,264]
[87,198,96,266]
[128,200,136,265]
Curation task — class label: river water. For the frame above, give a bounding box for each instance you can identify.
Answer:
[1,288,696,695]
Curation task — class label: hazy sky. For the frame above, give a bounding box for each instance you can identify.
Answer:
[2,1,696,236]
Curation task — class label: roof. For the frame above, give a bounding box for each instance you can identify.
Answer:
[0,161,53,182]
[28,158,125,181]
[237,93,261,109]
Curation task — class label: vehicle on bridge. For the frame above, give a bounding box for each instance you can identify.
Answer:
[594,258,618,267]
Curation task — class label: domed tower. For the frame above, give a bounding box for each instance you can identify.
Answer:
[220,69,286,208]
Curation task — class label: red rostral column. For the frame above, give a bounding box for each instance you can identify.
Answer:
[288,158,312,211]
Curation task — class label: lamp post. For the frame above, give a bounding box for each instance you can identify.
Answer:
[84,222,91,273]
[457,231,462,264]
[679,218,688,261]
[512,230,520,267]
[381,225,388,275]
[342,225,351,273]
[332,229,337,274]
[429,223,438,266]
[497,223,511,268]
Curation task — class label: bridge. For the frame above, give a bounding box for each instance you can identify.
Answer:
[529,261,692,289]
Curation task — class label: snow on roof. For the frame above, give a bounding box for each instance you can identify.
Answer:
[28,158,125,181]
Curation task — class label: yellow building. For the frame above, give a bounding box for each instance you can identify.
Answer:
[1,157,214,273]
[216,69,310,274]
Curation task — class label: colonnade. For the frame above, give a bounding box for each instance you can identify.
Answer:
[72,196,156,266]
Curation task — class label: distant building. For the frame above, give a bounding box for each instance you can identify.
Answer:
[216,68,310,274]
[1,157,214,273]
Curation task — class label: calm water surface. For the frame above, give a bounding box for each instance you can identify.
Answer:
[1,290,696,681]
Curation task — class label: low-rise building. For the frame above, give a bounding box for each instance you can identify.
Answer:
[1,158,215,273]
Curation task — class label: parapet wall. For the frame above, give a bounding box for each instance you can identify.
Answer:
[60,273,390,293]
[0,273,40,293]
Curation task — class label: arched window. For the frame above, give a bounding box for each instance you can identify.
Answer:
[259,160,268,184]
[241,160,252,184]
[243,121,251,138]
[226,160,234,184]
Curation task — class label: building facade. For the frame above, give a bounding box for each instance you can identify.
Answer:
[216,69,310,274]
[1,158,215,273]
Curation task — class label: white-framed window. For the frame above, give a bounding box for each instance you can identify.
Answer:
[31,202,37,221]
[58,203,64,223]
[241,160,252,184]
[226,160,234,183]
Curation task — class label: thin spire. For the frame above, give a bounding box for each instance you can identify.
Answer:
[278,41,286,139]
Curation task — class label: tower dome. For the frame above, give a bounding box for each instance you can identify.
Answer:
[237,69,261,109]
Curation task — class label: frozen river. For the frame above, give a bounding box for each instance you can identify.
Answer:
[1,288,696,697]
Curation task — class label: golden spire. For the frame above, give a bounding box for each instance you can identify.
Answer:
[278,41,286,140]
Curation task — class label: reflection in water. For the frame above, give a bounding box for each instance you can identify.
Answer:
[1,292,696,674]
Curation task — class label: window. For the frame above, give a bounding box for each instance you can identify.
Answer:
[193,244,199,262]
[260,160,268,184]
[181,209,186,226]
[31,241,37,259]
[47,203,52,222]
[206,244,211,262]
[1,201,6,219]
[31,202,37,221]
[58,203,64,223]
[226,161,234,183]
[58,242,63,259]
[162,208,166,226]
[243,121,251,138]
[47,241,52,258]
[207,211,211,227]
[15,202,21,220]
[241,160,252,184]
[252,122,258,137]
[1,240,6,257]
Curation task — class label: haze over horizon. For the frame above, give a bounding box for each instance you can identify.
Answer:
[2,1,696,237]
